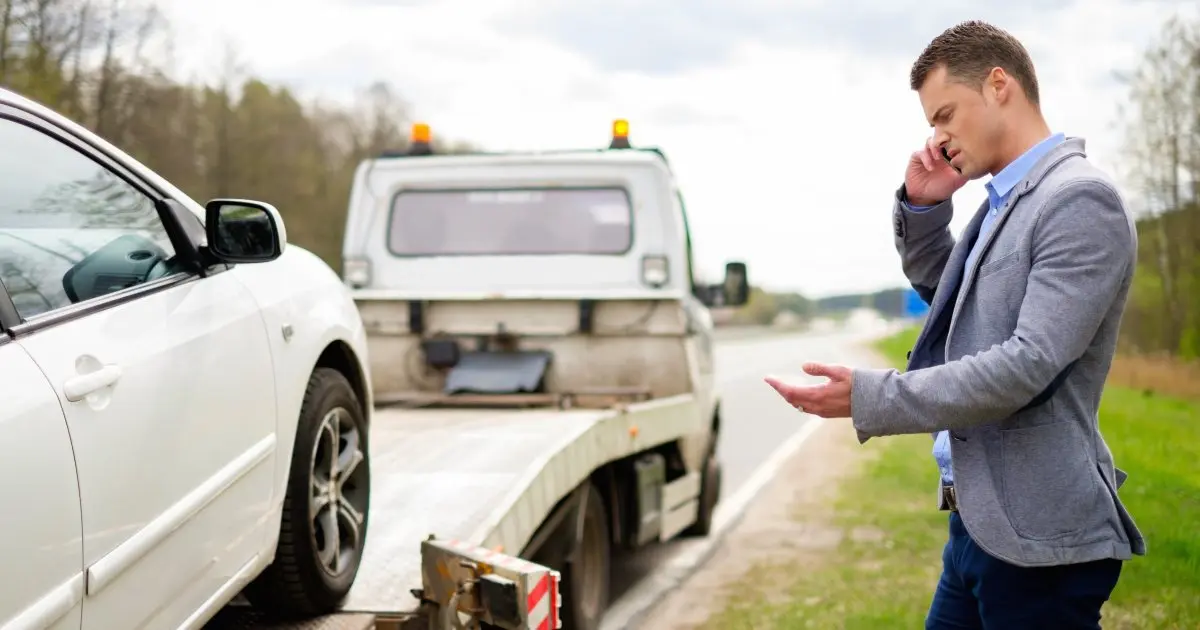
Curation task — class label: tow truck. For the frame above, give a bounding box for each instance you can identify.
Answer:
[212,120,749,630]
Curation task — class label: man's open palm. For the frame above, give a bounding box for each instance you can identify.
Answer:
[764,363,853,418]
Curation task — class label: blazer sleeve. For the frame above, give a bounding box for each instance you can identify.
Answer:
[893,184,956,305]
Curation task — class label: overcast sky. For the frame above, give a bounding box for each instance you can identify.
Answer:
[154,0,1196,299]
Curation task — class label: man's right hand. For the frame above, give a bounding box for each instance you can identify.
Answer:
[905,137,968,206]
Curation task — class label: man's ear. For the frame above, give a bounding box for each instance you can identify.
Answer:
[988,66,1011,104]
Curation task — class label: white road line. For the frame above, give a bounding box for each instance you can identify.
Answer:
[599,416,827,630]
[712,417,824,533]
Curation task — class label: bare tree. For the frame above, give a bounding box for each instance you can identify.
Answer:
[1117,14,1200,356]
[2,0,478,280]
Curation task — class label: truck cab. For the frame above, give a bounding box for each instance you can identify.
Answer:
[336,120,749,629]
[341,120,747,408]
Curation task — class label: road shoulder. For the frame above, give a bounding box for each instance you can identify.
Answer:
[636,414,879,629]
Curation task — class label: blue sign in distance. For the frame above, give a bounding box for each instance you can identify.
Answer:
[903,287,930,319]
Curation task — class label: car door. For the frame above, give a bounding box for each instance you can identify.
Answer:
[0,339,85,630]
[0,110,278,629]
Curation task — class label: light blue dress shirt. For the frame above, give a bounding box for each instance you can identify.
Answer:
[905,132,1066,485]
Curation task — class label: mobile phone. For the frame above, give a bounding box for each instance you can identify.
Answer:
[940,146,962,174]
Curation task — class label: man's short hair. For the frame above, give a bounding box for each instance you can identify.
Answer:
[910,20,1040,106]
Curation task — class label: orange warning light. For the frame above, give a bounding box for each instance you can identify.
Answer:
[609,119,632,149]
[411,122,431,144]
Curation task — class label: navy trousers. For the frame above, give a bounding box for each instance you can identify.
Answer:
[926,512,1123,629]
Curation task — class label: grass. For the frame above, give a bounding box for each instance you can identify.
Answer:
[703,326,1200,629]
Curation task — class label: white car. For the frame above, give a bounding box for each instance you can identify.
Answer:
[0,89,373,629]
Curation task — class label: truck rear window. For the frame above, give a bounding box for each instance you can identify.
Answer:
[386,187,633,256]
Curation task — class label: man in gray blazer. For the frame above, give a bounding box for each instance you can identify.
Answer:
[766,20,1145,629]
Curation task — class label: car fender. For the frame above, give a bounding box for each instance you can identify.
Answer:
[227,245,372,511]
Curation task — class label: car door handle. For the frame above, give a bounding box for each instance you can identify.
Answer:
[64,365,123,402]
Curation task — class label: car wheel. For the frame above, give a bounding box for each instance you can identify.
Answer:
[559,483,611,630]
[244,367,371,618]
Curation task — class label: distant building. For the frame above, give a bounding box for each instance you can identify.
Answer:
[809,317,837,333]
[846,307,889,333]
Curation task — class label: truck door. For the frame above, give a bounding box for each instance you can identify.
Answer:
[0,340,84,630]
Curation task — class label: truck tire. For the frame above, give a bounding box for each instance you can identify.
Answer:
[560,483,611,630]
[244,367,371,619]
[682,452,722,537]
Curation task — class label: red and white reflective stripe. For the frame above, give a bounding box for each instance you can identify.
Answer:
[440,538,559,628]
[526,571,560,630]
[550,572,560,629]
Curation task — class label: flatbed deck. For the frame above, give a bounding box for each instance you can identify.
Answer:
[346,405,610,613]
[211,393,700,626]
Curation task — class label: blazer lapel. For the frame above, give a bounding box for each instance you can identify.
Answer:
[949,195,1024,323]
[907,199,990,365]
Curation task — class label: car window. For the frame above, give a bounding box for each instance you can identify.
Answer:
[0,117,182,320]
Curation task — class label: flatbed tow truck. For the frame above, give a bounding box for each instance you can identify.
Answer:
[209,120,749,630]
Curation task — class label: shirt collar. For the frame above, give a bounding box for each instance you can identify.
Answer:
[985,132,1066,207]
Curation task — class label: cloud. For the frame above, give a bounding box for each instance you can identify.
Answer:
[337,0,433,5]
[145,0,1198,297]
[497,0,1083,76]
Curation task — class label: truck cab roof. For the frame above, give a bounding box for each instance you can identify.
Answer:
[341,122,705,301]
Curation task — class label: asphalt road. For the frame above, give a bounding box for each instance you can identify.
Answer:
[607,326,896,601]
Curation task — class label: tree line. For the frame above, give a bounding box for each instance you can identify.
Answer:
[2,2,1196,359]
[0,0,473,268]
[723,287,920,327]
[1116,14,1200,359]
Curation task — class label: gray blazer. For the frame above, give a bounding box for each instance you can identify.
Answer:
[850,137,1147,568]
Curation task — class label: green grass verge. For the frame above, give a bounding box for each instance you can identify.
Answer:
[703,326,1199,629]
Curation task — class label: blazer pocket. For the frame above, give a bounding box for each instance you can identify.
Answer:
[977,249,1022,279]
[1000,421,1099,540]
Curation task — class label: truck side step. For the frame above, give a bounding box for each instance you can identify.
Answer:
[660,471,702,541]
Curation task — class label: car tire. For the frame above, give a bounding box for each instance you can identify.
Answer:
[559,483,611,630]
[244,367,371,618]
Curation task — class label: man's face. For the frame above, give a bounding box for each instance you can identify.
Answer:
[917,65,1005,180]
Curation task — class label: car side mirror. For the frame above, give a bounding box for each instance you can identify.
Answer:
[204,199,287,264]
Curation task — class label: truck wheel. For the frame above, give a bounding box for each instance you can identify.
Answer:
[560,483,611,630]
[244,367,371,618]
[682,453,722,537]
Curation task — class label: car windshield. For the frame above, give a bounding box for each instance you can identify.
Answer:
[386,187,633,256]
